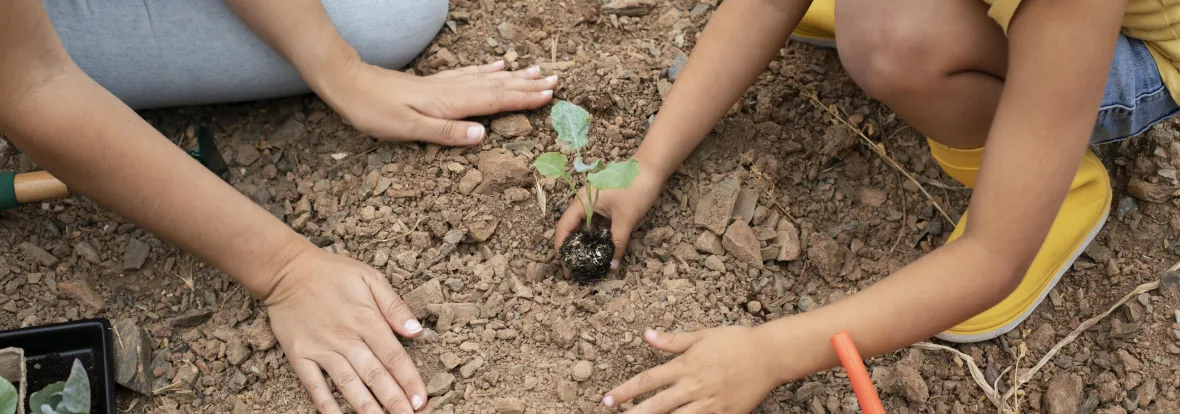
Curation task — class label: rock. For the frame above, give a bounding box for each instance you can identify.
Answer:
[693,173,742,234]
[270,117,307,146]
[798,295,817,312]
[19,242,58,268]
[760,246,778,261]
[722,221,763,267]
[58,279,105,311]
[1027,323,1056,354]
[440,352,463,370]
[642,226,676,247]
[557,381,578,402]
[704,255,726,272]
[1044,373,1084,414]
[426,372,455,396]
[244,317,277,351]
[1160,270,1180,297]
[123,238,150,271]
[236,143,260,166]
[1136,378,1157,408]
[807,234,847,281]
[113,319,155,396]
[429,303,482,331]
[1127,179,1176,203]
[859,187,887,207]
[494,397,526,414]
[497,22,515,40]
[403,279,444,317]
[732,188,759,223]
[602,0,657,16]
[225,336,251,366]
[474,151,531,194]
[460,356,485,378]
[430,48,459,68]
[895,363,929,404]
[747,301,762,313]
[466,217,500,243]
[694,231,725,255]
[775,221,801,261]
[74,241,100,264]
[571,360,593,382]
[668,52,688,81]
[492,115,533,137]
[1096,407,1127,414]
[793,382,827,404]
[1084,242,1115,263]
[457,170,483,197]
[1116,349,1141,372]
[170,309,212,327]
[372,249,390,268]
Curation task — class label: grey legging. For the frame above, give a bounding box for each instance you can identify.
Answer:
[44,0,448,109]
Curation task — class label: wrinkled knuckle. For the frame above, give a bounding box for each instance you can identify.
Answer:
[315,399,335,412]
[384,298,412,318]
[363,366,389,385]
[439,120,457,140]
[357,400,379,414]
[489,81,507,100]
[383,349,411,368]
[383,395,408,410]
[336,371,359,386]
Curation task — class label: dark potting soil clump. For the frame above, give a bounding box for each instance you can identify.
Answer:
[560,227,614,283]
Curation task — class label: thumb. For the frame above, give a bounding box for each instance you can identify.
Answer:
[402,115,486,146]
[609,216,634,270]
[644,329,703,354]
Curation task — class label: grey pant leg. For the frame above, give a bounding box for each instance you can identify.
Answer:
[44,0,447,109]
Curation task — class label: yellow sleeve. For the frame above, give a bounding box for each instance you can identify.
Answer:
[986,0,1023,35]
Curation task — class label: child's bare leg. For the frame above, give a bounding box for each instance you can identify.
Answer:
[834,0,1008,149]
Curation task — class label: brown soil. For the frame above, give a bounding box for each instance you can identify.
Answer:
[561,228,614,283]
[2,0,1179,413]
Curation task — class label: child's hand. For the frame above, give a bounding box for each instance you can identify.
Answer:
[553,171,664,269]
[604,327,788,413]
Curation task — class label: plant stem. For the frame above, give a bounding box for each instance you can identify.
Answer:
[583,183,596,231]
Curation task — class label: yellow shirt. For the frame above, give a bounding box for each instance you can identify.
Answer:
[985,0,1180,103]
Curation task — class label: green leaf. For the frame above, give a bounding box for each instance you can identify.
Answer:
[29,382,64,414]
[550,101,590,150]
[572,158,601,173]
[0,376,16,414]
[586,159,639,190]
[60,359,89,414]
[532,152,568,178]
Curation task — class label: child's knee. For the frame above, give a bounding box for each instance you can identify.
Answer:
[330,0,449,69]
[835,20,947,102]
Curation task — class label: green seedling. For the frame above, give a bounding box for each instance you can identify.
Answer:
[28,359,89,414]
[533,100,639,230]
[0,376,15,414]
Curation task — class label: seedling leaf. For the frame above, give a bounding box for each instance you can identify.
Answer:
[573,158,601,173]
[550,101,589,150]
[533,152,569,178]
[586,159,639,190]
[0,377,16,414]
[29,382,64,414]
[60,360,89,413]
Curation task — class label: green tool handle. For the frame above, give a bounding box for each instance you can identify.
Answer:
[0,171,16,210]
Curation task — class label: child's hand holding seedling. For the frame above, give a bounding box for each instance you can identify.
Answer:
[533,101,643,282]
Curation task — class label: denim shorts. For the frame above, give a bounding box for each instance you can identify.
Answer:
[1092,34,1180,144]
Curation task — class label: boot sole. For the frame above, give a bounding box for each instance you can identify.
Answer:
[789,34,836,49]
[934,204,1110,343]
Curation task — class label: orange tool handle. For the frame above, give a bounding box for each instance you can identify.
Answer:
[831,331,885,414]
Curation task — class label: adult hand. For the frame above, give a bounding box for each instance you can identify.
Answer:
[322,59,556,146]
[554,171,665,269]
[265,247,426,414]
[603,327,787,413]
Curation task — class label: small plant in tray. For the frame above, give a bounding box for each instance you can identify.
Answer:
[0,355,90,414]
[533,100,639,283]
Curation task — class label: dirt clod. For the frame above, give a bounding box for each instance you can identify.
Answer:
[427,372,456,396]
[403,279,445,317]
[694,172,742,234]
[1044,373,1084,414]
[57,279,104,311]
[123,237,151,271]
[722,220,762,267]
[19,242,58,268]
[492,115,533,137]
[494,398,526,414]
[571,360,593,382]
[807,234,847,281]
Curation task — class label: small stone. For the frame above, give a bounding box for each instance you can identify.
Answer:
[798,295,817,312]
[704,255,726,272]
[492,115,533,137]
[466,217,500,242]
[668,52,688,81]
[497,22,515,40]
[402,279,444,317]
[473,150,531,194]
[1160,270,1180,297]
[1084,242,1115,263]
[74,241,100,264]
[722,221,763,267]
[859,187,887,207]
[1127,178,1175,203]
[236,143,260,166]
[430,48,459,68]
[440,352,463,370]
[602,0,657,16]
[458,169,484,195]
[1044,373,1084,414]
[504,187,531,203]
[694,231,725,255]
[694,172,742,234]
[226,336,251,366]
[19,242,58,268]
[1135,378,1157,408]
[244,317,277,351]
[170,309,212,327]
[270,117,307,146]
[427,372,456,396]
[113,319,155,396]
[747,301,762,313]
[58,279,105,311]
[895,363,928,404]
[227,370,249,393]
[807,234,847,281]
[372,249,390,268]
[571,360,593,382]
[460,356,485,378]
[123,238,150,271]
[557,381,578,402]
[775,221,801,261]
[494,397,526,414]
[732,188,759,223]
[1027,323,1056,354]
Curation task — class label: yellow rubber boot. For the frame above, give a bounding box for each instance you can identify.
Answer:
[929,139,1113,343]
[791,0,836,48]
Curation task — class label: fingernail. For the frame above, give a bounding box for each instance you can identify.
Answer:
[404,319,423,334]
[467,124,484,141]
[527,66,541,76]
[645,329,658,340]
[545,75,558,84]
[609,259,618,269]
[412,394,424,409]
[541,90,553,97]
[603,395,615,407]
[492,60,505,69]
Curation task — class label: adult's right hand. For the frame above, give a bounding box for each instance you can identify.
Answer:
[554,171,666,269]
[321,59,557,146]
[265,247,426,414]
